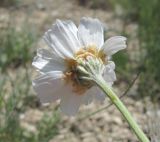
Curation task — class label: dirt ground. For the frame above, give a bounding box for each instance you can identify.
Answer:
[1,0,158,141]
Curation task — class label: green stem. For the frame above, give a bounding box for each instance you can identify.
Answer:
[95,75,150,142]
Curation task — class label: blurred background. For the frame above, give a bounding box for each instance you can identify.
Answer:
[0,0,160,142]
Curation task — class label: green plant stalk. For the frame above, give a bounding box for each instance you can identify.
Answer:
[95,75,150,142]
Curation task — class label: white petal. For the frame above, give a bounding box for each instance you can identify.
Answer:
[32,56,66,73]
[102,36,127,56]
[33,71,63,85]
[56,20,82,52]
[78,17,104,49]
[33,71,64,103]
[43,34,65,59]
[44,29,73,58]
[82,87,105,105]
[94,90,106,103]
[82,87,95,105]
[37,48,54,59]
[37,48,64,63]
[43,20,81,59]
[103,62,116,85]
[60,85,83,116]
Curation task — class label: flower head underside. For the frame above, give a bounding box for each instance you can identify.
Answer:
[64,45,106,94]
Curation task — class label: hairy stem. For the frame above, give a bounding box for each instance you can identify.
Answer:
[94,75,150,142]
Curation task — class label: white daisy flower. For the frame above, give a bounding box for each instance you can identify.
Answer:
[32,17,127,116]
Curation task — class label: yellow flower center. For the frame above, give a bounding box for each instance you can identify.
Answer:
[64,45,106,95]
